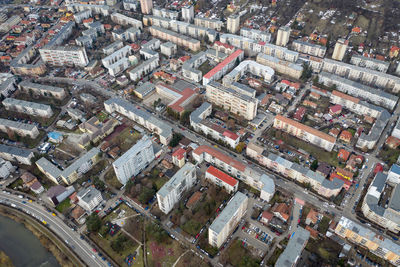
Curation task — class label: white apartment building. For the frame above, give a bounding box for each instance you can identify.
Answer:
[182,5,194,22]
[110,12,142,29]
[392,119,400,140]
[149,26,201,51]
[227,13,240,34]
[123,0,138,10]
[102,45,131,68]
[332,38,348,61]
[205,81,258,120]
[19,81,66,99]
[240,27,271,43]
[292,39,326,58]
[140,0,153,14]
[0,158,13,179]
[357,109,390,150]
[0,15,21,32]
[256,53,303,80]
[76,36,93,48]
[74,10,92,23]
[107,58,130,76]
[102,41,124,55]
[319,71,398,110]
[129,55,159,81]
[157,163,197,214]
[205,166,239,193]
[0,144,34,165]
[77,187,103,211]
[67,4,110,16]
[276,26,290,46]
[0,73,16,98]
[194,16,222,31]
[0,118,39,138]
[153,8,179,20]
[223,60,274,86]
[104,98,172,145]
[39,46,89,67]
[273,115,336,151]
[160,42,177,57]
[209,192,248,248]
[350,54,390,73]
[2,98,53,118]
[113,135,155,185]
[322,58,400,93]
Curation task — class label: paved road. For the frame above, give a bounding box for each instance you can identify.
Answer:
[0,192,108,267]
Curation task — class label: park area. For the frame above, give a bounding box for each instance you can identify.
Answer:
[219,239,262,266]
[105,125,142,153]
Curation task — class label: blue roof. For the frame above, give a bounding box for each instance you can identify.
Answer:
[390,164,400,175]
[48,132,63,140]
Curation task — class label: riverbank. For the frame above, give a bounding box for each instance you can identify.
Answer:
[0,250,14,267]
[0,205,83,267]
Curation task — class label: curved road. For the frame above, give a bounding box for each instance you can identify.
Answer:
[0,192,108,267]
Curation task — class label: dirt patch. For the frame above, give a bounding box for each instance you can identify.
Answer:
[149,241,167,261]
[104,124,127,142]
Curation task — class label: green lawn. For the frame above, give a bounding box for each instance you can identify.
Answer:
[221,239,261,266]
[7,178,23,190]
[317,216,331,235]
[96,112,109,122]
[104,168,123,189]
[117,128,142,152]
[56,198,71,213]
[379,146,400,166]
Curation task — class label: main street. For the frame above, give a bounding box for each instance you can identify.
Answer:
[0,191,108,267]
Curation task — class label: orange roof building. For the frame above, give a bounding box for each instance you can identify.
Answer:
[272,203,290,222]
[338,149,351,161]
[205,166,238,193]
[339,130,352,143]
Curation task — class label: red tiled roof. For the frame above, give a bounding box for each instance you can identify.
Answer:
[168,87,197,113]
[339,130,352,141]
[214,41,234,50]
[330,173,352,187]
[172,147,186,160]
[193,145,246,172]
[329,104,342,113]
[223,130,239,141]
[262,211,273,221]
[332,90,359,104]
[203,49,243,79]
[338,149,350,161]
[206,166,238,187]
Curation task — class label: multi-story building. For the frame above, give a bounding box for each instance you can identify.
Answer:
[273,115,336,151]
[140,0,153,14]
[220,33,299,61]
[321,58,400,93]
[10,46,46,76]
[276,26,290,46]
[335,216,400,266]
[0,144,34,165]
[149,26,200,51]
[209,192,248,248]
[203,49,244,85]
[76,35,93,48]
[205,166,238,193]
[182,5,194,22]
[160,42,177,57]
[36,148,100,185]
[292,39,326,58]
[222,60,274,86]
[2,98,53,118]
[123,0,138,10]
[0,158,13,179]
[67,4,110,16]
[194,16,222,31]
[78,116,118,148]
[319,71,398,110]
[240,27,271,43]
[128,55,159,81]
[246,142,344,198]
[104,98,172,145]
[192,145,275,201]
[113,135,155,185]
[190,102,240,148]
[256,53,303,80]
[0,73,16,98]
[157,163,197,214]
[205,81,258,120]
[0,15,21,32]
[392,120,400,140]
[18,81,66,99]
[111,12,142,29]
[350,54,390,73]
[227,13,240,34]
[0,118,39,138]
[153,7,179,20]
[103,41,124,55]
[275,227,310,267]
[77,187,103,211]
[332,38,348,61]
[39,46,89,67]
[73,9,92,23]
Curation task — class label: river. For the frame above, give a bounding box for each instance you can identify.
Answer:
[0,214,60,267]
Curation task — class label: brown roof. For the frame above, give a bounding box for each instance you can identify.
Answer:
[275,115,336,143]
[71,206,85,220]
[261,211,274,221]
[306,226,319,238]
[339,130,352,142]
[332,90,359,104]
[21,172,37,184]
[193,145,246,172]
[186,191,203,208]
[272,203,290,221]
[306,209,319,224]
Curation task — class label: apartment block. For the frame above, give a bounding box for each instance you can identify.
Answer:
[209,192,248,248]
[240,27,271,43]
[205,81,258,120]
[123,0,138,10]
[104,98,172,145]
[67,4,110,16]
[350,54,390,73]
[0,15,21,32]
[153,7,179,20]
[39,46,89,67]
[77,187,103,211]
[0,74,16,98]
[194,16,222,31]
[322,58,400,93]
[149,26,200,51]
[0,118,39,138]
[129,55,159,81]
[222,60,274,86]
[205,166,238,193]
[160,42,177,57]
[10,46,46,76]
[140,0,153,14]
[102,41,124,55]
[113,135,155,185]
[319,71,398,110]
[0,144,34,165]
[273,115,336,151]
[111,12,142,29]
[0,158,13,179]
[182,5,194,22]
[335,217,400,266]
[332,38,348,61]
[19,81,66,99]
[276,227,310,267]
[256,53,302,80]
[3,98,53,118]
[276,26,290,46]
[157,163,197,214]
[227,13,240,34]
[73,10,92,23]
[292,39,326,58]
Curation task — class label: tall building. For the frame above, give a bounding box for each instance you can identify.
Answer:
[112,135,155,185]
[182,5,194,22]
[157,163,197,214]
[77,187,103,211]
[276,26,290,46]
[39,46,89,67]
[275,227,310,267]
[140,0,152,14]
[227,13,240,34]
[209,192,248,248]
[332,38,348,61]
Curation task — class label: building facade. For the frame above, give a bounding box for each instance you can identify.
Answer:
[39,46,89,67]
[332,38,348,61]
[2,98,53,118]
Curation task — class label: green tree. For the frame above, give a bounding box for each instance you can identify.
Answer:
[235,142,246,153]
[179,110,191,126]
[310,160,319,171]
[99,225,110,237]
[86,213,102,232]
[300,62,313,81]
[93,177,105,191]
[169,133,183,147]
[138,187,155,204]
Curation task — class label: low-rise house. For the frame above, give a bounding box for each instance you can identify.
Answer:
[338,149,351,162]
[171,147,186,168]
[272,203,290,222]
[305,209,320,225]
[260,211,274,225]
[47,185,75,206]
[339,130,352,143]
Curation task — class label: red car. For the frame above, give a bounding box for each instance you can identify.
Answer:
[195,234,200,239]
[92,248,97,252]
